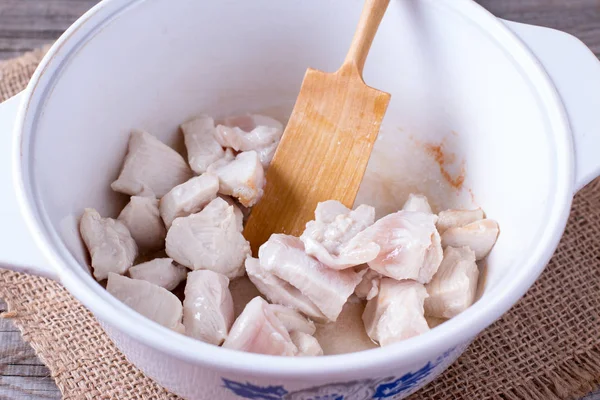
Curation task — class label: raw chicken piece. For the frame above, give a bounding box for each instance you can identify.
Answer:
[183,270,234,345]
[80,208,137,281]
[215,114,284,168]
[268,304,316,335]
[106,273,183,332]
[290,331,324,356]
[441,219,499,260]
[118,196,166,253]
[218,195,245,232]
[363,279,429,346]
[207,150,265,207]
[347,211,443,283]
[436,208,485,234]
[181,116,225,174]
[258,235,364,321]
[159,173,219,229]
[354,268,381,301]
[128,258,187,291]
[314,301,377,355]
[402,193,433,214]
[425,246,479,318]
[300,201,377,269]
[165,198,250,278]
[245,257,326,321]
[222,114,284,133]
[223,297,298,356]
[111,130,193,197]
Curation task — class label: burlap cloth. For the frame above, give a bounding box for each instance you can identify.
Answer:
[1,49,600,400]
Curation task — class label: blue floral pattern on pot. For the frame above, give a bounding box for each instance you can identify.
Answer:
[222,348,455,400]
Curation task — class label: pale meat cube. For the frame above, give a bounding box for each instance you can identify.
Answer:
[245,257,326,321]
[216,114,284,168]
[363,279,429,346]
[425,246,479,319]
[181,116,225,174]
[258,234,364,322]
[354,268,382,301]
[107,273,183,332]
[165,198,250,278]
[268,304,316,335]
[218,195,245,232]
[402,193,433,214]
[183,270,234,345]
[347,211,443,283]
[441,219,499,260]
[159,173,219,229]
[111,130,193,197]
[80,208,137,281]
[207,150,265,207]
[314,301,377,355]
[300,201,377,269]
[436,208,485,234]
[222,114,284,133]
[128,258,187,291]
[223,297,298,356]
[118,196,166,253]
[290,331,324,356]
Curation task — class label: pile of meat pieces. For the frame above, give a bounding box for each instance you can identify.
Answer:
[79,111,500,356]
[245,195,499,349]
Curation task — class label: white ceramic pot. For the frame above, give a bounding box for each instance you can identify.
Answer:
[1,0,600,399]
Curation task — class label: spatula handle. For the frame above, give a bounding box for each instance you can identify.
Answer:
[343,0,391,76]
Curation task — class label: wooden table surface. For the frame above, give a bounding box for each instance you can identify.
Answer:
[1,0,600,399]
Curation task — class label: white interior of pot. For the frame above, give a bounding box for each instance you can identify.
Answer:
[28,0,556,332]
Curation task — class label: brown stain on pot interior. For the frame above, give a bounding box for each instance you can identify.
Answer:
[423,142,465,190]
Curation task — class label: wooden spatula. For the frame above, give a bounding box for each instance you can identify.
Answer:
[244,0,391,254]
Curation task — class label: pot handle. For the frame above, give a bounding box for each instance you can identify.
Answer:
[0,94,57,280]
[504,20,600,193]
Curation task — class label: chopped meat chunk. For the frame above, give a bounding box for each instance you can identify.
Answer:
[300,201,377,269]
[181,116,225,174]
[245,257,326,321]
[215,114,284,168]
[223,297,297,356]
[207,150,265,207]
[80,208,137,281]
[128,258,187,291]
[290,331,324,356]
[425,246,478,318]
[363,279,429,346]
[258,234,364,321]
[229,276,263,319]
[402,193,433,214]
[159,173,219,229]
[354,268,381,301]
[218,195,245,231]
[436,208,485,234]
[441,219,499,260]
[118,196,166,253]
[348,211,443,283]
[107,273,183,332]
[111,130,192,197]
[165,198,250,278]
[183,270,234,345]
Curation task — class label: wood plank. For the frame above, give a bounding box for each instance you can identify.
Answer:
[0,300,61,399]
